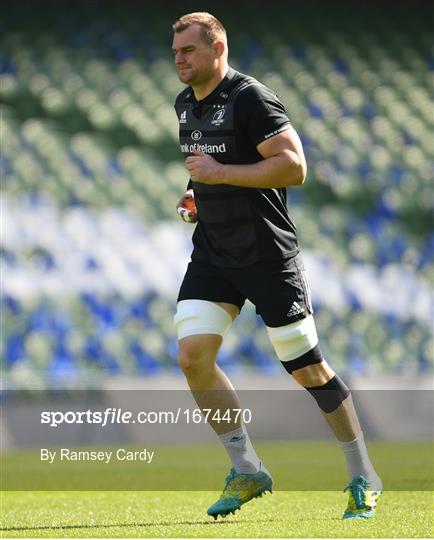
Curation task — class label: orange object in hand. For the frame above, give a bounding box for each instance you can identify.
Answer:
[177,190,197,223]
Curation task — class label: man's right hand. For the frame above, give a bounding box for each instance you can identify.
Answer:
[176,189,197,223]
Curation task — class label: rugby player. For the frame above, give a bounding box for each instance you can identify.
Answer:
[171,11,382,520]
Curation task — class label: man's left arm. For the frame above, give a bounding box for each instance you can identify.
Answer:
[184,125,307,188]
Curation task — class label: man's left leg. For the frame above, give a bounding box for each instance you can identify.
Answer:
[290,361,379,482]
[267,315,382,519]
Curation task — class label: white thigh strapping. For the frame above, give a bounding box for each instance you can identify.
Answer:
[266,315,319,362]
[174,299,233,340]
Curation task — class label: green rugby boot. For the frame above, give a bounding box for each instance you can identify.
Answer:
[207,464,273,519]
[343,475,382,519]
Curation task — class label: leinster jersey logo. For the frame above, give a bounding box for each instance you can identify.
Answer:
[211,107,225,126]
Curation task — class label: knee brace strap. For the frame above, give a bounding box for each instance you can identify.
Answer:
[305,375,350,413]
[280,344,323,374]
[174,299,232,340]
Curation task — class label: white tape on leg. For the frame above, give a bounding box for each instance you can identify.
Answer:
[174,300,233,340]
[266,315,319,362]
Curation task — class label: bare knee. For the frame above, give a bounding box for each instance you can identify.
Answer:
[178,346,207,377]
[292,360,335,387]
[177,334,222,377]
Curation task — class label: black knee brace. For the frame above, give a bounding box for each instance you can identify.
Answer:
[280,344,324,374]
[305,375,350,413]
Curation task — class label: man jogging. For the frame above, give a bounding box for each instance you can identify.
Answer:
[171,11,382,520]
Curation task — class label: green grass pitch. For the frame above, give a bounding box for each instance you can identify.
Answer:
[1,490,433,538]
[1,441,433,538]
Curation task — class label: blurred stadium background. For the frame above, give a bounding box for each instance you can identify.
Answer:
[1,0,433,391]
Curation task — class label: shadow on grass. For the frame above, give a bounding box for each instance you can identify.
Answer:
[0,517,277,532]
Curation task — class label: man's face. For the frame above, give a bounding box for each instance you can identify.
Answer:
[172,24,217,86]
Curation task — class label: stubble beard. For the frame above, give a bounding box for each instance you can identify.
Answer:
[178,67,196,85]
[179,64,214,87]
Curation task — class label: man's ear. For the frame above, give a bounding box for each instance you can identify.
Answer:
[214,40,226,59]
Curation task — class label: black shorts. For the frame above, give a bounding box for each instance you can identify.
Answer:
[177,254,313,328]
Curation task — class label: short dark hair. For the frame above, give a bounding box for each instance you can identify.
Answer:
[172,12,227,46]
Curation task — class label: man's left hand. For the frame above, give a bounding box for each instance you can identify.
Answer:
[185,149,225,184]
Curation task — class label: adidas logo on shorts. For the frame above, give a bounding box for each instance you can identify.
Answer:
[287,301,304,318]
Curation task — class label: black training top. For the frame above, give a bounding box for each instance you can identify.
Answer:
[174,67,299,268]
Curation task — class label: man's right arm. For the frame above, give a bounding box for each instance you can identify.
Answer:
[174,92,197,223]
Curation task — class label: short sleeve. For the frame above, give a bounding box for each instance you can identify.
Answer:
[237,84,291,146]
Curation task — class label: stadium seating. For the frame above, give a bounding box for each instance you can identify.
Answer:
[1,2,432,386]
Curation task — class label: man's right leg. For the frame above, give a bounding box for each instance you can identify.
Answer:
[176,300,260,471]
[174,299,272,518]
